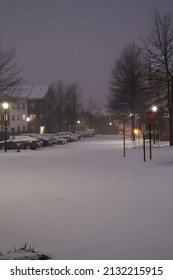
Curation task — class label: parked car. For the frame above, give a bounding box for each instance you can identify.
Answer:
[66,132,80,141]
[40,134,55,146]
[10,135,41,150]
[55,132,79,142]
[52,135,67,145]
[75,130,96,138]
[0,140,18,150]
[54,132,72,142]
[21,133,50,147]
[0,135,41,150]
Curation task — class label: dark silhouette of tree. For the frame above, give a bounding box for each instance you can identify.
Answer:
[0,45,23,99]
[143,9,173,145]
[52,80,82,131]
[85,96,100,128]
[107,42,148,140]
[51,80,67,131]
[63,82,82,131]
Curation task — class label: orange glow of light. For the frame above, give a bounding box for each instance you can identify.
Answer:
[134,128,139,135]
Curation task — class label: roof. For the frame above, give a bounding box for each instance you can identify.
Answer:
[18,85,50,99]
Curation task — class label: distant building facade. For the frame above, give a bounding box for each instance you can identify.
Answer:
[0,85,56,138]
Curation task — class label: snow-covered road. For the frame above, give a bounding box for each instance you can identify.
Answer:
[0,134,173,259]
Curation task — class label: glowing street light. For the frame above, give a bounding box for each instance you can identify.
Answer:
[26,117,30,132]
[2,102,9,152]
[152,105,158,112]
[152,105,158,144]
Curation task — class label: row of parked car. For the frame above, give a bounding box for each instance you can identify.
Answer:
[0,130,96,151]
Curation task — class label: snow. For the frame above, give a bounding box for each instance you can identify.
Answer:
[17,85,50,99]
[0,134,173,260]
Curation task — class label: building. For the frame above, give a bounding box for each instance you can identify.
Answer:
[0,85,56,137]
[27,85,56,134]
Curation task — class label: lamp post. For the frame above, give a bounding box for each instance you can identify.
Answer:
[109,122,112,134]
[152,105,158,144]
[77,120,80,131]
[2,102,9,152]
[26,117,30,132]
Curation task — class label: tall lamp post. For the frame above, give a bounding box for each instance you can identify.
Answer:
[109,122,112,134]
[77,120,80,131]
[152,105,158,144]
[2,102,9,152]
[26,117,30,132]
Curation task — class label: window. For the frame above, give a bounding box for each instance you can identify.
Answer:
[29,114,36,120]
[22,114,26,120]
[11,115,15,121]
[17,126,20,132]
[17,115,20,121]
[29,102,36,109]
[23,126,26,132]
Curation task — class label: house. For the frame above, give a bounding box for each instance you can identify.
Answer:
[27,85,56,134]
[0,85,56,137]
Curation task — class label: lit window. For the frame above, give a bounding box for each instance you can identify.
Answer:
[30,114,36,120]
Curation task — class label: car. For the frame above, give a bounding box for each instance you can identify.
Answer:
[54,132,72,142]
[53,135,67,145]
[66,132,80,141]
[0,140,18,150]
[40,134,55,146]
[0,135,41,150]
[76,130,96,138]
[21,133,50,147]
[55,132,79,142]
[9,135,41,150]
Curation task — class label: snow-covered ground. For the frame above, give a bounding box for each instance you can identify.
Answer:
[0,134,173,260]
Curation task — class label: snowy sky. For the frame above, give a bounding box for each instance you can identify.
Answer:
[0,0,173,109]
[0,134,173,260]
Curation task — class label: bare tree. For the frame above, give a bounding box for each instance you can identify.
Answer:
[63,82,82,131]
[85,96,100,128]
[107,42,148,139]
[51,80,67,131]
[52,80,82,131]
[0,45,23,99]
[143,9,173,145]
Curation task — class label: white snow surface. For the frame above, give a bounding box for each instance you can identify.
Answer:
[0,134,173,260]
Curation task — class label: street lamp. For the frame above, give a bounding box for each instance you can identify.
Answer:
[2,102,9,152]
[26,117,30,132]
[77,120,80,131]
[109,122,112,134]
[152,105,158,113]
[152,105,158,144]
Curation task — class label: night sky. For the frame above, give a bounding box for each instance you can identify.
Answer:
[0,0,173,110]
